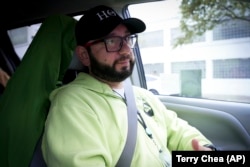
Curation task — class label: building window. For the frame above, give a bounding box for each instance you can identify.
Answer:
[138,30,164,48]
[213,58,250,78]
[8,27,28,46]
[213,19,250,41]
[170,27,205,45]
[144,63,164,75]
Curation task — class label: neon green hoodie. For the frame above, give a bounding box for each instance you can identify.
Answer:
[42,72,212,167]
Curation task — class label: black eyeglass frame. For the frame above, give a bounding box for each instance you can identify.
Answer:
[84,34,138,52]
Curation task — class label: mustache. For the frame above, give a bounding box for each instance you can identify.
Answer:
[115,54,131,62]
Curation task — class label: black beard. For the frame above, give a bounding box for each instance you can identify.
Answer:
[88,51,134,82]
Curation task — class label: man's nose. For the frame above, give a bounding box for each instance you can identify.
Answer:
[119,40,131,54]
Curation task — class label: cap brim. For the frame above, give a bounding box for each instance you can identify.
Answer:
[122,18,146,34]
[95,17,146,39]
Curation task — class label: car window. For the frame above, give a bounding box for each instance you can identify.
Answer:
[7,24,41,59]
[7,15,82,59]
[127,0,250,104]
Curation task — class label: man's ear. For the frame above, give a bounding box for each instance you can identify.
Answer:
[75,46,90,66]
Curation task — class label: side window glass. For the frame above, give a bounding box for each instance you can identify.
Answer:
[8,16,82,60]
[128,0,250,103]
[8,24,41,59]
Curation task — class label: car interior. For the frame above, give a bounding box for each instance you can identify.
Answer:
[0,0,250,167]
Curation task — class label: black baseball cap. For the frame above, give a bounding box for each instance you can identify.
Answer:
[75,5,146,45]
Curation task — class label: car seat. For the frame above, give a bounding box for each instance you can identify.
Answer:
[29,50,88,167]
[0,14,77,167]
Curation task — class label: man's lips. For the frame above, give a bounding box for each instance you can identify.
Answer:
[118,60,130,65]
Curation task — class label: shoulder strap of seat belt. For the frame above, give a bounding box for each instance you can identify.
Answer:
[116,78,138,167]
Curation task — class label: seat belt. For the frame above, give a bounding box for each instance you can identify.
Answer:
[116,78,138,167]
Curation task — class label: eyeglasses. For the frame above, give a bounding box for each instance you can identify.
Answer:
[84,34,138,52]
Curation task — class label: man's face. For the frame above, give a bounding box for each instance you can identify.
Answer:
[88,24,135,82]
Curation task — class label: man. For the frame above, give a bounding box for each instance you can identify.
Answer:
[0,68,10,88]
[42,5,215,167]
[0,67,10,95]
